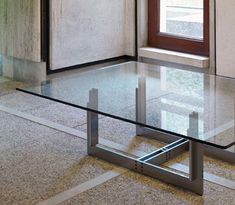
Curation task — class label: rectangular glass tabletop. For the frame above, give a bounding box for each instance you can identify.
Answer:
[17,62,235,149]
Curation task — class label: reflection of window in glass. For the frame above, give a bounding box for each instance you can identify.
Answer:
[160,0,204,39]
[161,110,204,138]
[161,110,189,135]
[160,67,204,138]
[160,67,204,99]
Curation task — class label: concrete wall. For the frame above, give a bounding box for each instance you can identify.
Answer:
[0,0,41,62]
[0,0,46,83]
[50,0,135,70]
[2,56,46,83]
[0,55,2,75]
[216,0,235,78]
[2,0,234,81]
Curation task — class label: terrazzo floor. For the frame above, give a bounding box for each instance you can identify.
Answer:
[0,76,234,205]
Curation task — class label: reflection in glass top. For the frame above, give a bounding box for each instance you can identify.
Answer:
[19,62,235,149]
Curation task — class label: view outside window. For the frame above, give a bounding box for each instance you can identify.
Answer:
[160,0,204,39]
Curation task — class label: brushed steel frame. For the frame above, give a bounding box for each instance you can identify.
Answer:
[86,77,234,195]
[87,87,204,195]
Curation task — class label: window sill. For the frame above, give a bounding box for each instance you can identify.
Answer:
[139,47,209,68]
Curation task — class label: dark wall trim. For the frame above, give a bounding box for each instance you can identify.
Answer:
[41,0,50,65]
[47,55,136,75]
[135,0,138,59]
[214,0,217,75]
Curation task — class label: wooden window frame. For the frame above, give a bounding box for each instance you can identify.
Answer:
[148,0,209,56]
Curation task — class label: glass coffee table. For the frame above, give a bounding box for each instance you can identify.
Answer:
[17,62,235,195]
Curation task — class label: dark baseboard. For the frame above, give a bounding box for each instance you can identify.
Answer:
[41,0,50,64]
[47,55,137,75]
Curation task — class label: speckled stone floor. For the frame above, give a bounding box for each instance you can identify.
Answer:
[0,76,234,205]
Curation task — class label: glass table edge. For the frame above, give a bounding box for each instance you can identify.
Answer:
[16,88,233,150]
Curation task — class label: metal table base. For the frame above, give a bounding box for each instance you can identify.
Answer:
[86,78,234,195]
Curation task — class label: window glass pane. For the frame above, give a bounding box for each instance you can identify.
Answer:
[160,0,204,39]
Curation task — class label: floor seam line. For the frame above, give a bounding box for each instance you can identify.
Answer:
[36,167,127,205]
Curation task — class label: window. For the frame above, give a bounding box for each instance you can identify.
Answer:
[148,0,209,56]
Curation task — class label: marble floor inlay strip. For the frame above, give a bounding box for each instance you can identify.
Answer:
[36,167,127,205]
[0,105,234,191]
[0,105,144,156]
[0,104,87,140]
[170,164,235,190]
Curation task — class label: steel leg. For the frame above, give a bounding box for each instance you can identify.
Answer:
[87,89,99,155]
[136,77,146,136]
[189,141,204,194]
[187,112,204,195]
